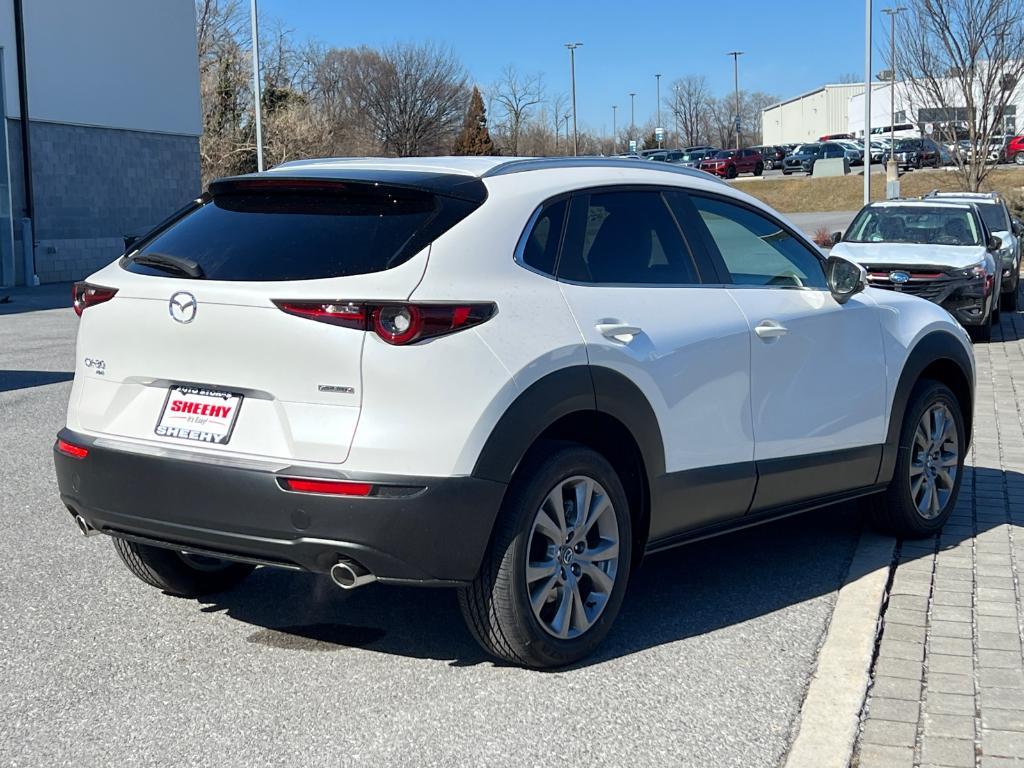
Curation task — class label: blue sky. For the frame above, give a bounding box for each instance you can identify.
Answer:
[259,0,889,134]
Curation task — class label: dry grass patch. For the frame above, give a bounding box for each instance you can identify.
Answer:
[733,168,1024,213]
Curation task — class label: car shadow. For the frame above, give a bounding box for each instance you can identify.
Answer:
[0,283,73,315]
[192,462,1018,668]
[0,369,74,393]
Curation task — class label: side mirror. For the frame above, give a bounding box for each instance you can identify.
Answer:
[1013,219,1023,237]
[831,231,843,245]
[826,255,867,304]
[988,234,1004,251]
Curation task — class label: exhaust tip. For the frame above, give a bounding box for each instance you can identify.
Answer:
[330,559,376,590]
[74,514,100,537]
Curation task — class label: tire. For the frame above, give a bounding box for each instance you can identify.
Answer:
[1015,152,1024,166]
[867,380,965,538]
[727,165,738,179]
[754,163,764,176]
[459,442,633,669]
[112,538,255,597]
[1002,280,1020,311]
[783,170,792,176]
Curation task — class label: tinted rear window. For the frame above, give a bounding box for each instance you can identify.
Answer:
[122,181,481,281]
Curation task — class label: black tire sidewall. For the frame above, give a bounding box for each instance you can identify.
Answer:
[497,445,633,668]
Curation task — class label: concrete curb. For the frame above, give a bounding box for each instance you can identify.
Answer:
[783,531,896,768]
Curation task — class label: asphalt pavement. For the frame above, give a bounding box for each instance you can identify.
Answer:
[0,285,861,767]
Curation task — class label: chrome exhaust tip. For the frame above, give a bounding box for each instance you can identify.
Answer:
[330,559,376,590]
[74,514,100,537]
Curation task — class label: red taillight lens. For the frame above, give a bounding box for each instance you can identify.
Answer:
[72,282,118,316]
[280,478,373,496]
[56,439,89,459]
[272,300,495,345]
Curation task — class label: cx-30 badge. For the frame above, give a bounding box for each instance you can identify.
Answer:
[169,291,198,324]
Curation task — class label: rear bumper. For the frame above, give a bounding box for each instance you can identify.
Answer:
[53,429,506,585]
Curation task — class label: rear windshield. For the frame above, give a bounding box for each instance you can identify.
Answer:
[121,180,481,281]
[845,205,982,246]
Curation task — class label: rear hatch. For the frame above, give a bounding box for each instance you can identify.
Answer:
[72,175,484,464]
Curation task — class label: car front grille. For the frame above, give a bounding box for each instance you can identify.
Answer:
[866,267,969,304]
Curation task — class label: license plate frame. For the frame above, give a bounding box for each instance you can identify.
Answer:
[154,385,243,445]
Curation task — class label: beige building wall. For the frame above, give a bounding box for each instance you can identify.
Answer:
[762,84,866,144]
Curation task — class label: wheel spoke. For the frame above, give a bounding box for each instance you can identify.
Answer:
[914,423,930,452]
[545,487,569,536]
[529,574,559,613]
[917,479,933,515]
[578,494,610,540]
[577,537,619,563]
[526,559,558,584]
[911,473,925,498]
[930,480,941,516]
[534,501,564,545]
[937,468,955,490]
[573,479,594,533]
[909,460,925,477]
[930,407,946,447]
[581,561,614,594]
[550,583,573,638]
[570,583,590,634]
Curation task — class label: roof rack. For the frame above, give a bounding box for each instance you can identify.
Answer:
[482,156,725,183]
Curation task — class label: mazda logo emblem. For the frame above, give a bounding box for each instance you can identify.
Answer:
[169,291,197,324]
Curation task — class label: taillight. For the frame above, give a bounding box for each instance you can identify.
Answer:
[273,300,496,345]
[56,438,89,459]
[72,282,118,316]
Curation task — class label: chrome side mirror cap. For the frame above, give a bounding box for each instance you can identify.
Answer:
[826,255,867,304]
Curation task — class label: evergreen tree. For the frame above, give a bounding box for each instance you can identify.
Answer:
[453,86,495,155]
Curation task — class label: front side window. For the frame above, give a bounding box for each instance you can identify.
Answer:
[558,190,698,285]
[977,202,1011,233]
[690,196,827,289]
[520,199,567,276]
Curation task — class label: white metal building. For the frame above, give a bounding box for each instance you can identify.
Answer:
[1,0,201,286]
[761,83,880,145]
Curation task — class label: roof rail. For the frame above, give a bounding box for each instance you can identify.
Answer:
[481,156,726,183]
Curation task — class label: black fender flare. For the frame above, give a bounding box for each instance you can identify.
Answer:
[878,330,974,484]
[471,365,665,485]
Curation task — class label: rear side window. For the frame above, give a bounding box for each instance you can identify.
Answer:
[520,199,568,276]
[558,190,698,285]
[122,181,481,282]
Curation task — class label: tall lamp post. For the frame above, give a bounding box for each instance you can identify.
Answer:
[250,0,264,171]
[629,92,636,148]
[882,6,906,195]
[727,51,744,149]
[863,0,872,204]
[565,42,583,156]
[655,73,662,147]
[612,105,618,154]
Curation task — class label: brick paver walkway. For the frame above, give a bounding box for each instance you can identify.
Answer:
[853,313,1024,767]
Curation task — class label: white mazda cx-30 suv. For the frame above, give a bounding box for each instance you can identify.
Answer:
[56,156,974,668]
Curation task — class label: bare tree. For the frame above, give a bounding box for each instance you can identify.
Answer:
[669,75,712,147]
[549,93,570,154]
[492,65,545,155]
[349,42,469,156]
[895,0,1024,189]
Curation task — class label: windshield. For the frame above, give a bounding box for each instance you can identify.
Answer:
[845,205,982,246]
[895,139,922,150]
[795,144,818,154]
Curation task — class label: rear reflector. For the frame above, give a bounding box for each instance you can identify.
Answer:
[56,439,89,459]
[280,478,373,496]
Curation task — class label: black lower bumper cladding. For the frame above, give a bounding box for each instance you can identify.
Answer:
[53,429,506,585]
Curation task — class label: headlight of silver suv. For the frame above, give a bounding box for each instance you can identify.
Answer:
[958,259,990,279]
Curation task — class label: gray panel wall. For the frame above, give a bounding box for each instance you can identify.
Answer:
[7,119,200,283]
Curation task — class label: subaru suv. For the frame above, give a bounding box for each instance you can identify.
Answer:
[922,191,1022,311]
[831,200,1000,340]
[56,157,974,668]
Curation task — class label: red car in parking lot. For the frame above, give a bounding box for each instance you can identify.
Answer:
[699,148,764,178]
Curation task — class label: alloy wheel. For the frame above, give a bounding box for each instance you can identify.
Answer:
[909,403,959,519]
[525,475,620,639]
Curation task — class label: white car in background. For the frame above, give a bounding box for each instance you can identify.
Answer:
[56,156,974,668]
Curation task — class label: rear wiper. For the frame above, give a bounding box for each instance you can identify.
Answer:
[127,252,205,279]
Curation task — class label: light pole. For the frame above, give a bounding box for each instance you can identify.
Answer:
[882,6,906,189]
[250,0,264,171]
[655,73,662,147]
[563,112,571,155]
[612,105,618,154]
[565,42,582,156]
[629,92,636,148]
[863,0,872,204]
[727,51,744,150]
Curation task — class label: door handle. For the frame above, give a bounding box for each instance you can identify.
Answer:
[596,323,643,342]
[754,320,789,340]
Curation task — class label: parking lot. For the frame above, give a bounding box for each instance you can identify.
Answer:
[0,285,862,767]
